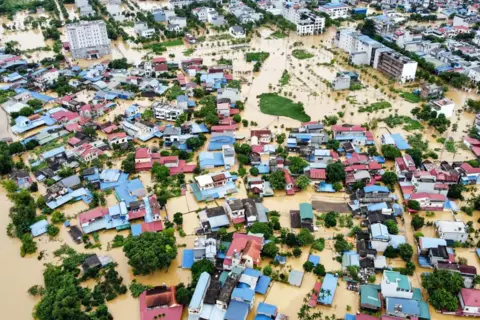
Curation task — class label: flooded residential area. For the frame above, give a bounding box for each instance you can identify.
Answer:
[2,0,480,320]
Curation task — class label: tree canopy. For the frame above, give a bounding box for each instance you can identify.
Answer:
[269,170,286,190]
[123,230,177,275]
[326,161,345,184]
[381,145,402,160]
[288,156,308,175]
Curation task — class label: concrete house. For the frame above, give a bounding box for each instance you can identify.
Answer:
[434,220,468,243]
[381,270,413,299]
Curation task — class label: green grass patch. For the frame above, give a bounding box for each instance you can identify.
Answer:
[349,82,362,91]
[383,115,423,131]
[436,137,446,144]
[445,140,456,153]
[359,101,391,113]
[292,49,314,60]
[258,93,310,122]
[217,57,233,65]
[271,31,287,39]
[183,48,195,56]
[279,70,290,86]
[400,92,421,103]
[227,80,241,90]
[161,39,184,47]
[246,52,270,62]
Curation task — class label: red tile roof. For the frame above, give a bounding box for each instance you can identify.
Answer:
[142,221,164,233]
[128,209,146,221]
[309,169,326,180]
[211,124,237,132]
[464,136,480,147]
[460,163,480,174]
[135,148,150,159]
[226,233,263,260]
[108,132,127,141]
[79,207,108,225]
[461,288,480,307]
[410,192,446,201]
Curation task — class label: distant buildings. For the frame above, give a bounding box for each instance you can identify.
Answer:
[317,3,350,20]
[282,5,325,36]
[334,29,417,83]
[66,21,111,60]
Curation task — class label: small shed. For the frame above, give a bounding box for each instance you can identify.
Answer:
[68,225,83,243]
[182,249,194,269]
[82,254,101,272]
[30,219,49,237]
[288,270,304,287]
[255,275,271,295]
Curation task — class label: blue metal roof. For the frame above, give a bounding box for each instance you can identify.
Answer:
[232,287,254,302]
[389,235,406,249]
[318,274,338,305]
[344,314,356,320]
[256,302,277,317]
[243,268,261,278]
[364,185,389,193]
[30,219,48,237]
[225,300,249,320]
[308,255,320,266]
[182,249,194,268]
[371,223,389,239]
[189,272,211,310]
[255,275,271,294]
[367,202,388,212]
[391,134,411,150]
[131,224,142,237]
[419,237,446,250]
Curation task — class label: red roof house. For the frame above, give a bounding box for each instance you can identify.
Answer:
[139,286,183,320]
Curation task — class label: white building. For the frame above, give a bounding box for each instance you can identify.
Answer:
[66,20,111,59]
[317,3,350,20]
[468,66,480,83]
[283,6,325,36]
[152,102,184,121]
[106,0,124,22]
[434,221,468,243]
[134,21,155,38]
[222,145,235,167]
[381,270,414,299]
[230,25,246,39]
[430,98,454,118]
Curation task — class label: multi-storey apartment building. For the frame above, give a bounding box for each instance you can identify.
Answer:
[66,21,111,59]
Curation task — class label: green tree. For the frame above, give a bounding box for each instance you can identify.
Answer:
[303,261,314,272]
[191,259,215,284]
[326,161,345,183]
[313,263,326,276]
[324,212,337,228]
[123,230,177,275]
[382,171,398,186]
[411,214,425,230]
[334,234,352,253]
[384,245,398,258]
[263,265,272,276]
[109,58,130,69]
[398,243,414,261]
[292,247,302,257]
[186,137,203,151]
[406,148,422,167]
[447,184,465,200]
[142,109,154,121]
[285,233,298,247]
[288,156,308,175]
[8,142,25,155]
[381,145,402,160]
[151,163,170,181]
[20,233,37,257]
[47,224,59,237]
[408,200,421,212]
[121,153,136,173]
[295,175,310,190]
[0,142,13,175]
[10,190,37,237]
[429,288,459,311]
[269,170,286,190]
[248,222,272,239]
[175,283,192,305]
[360,19,376,36]
[233,114,241,123]
[51,211,66,224]
[297,228,314,246]
[249,167,259,176]
[384,220,398,235]
[262,242,279,258]
[173,212,183,226]
[18,106,34,117]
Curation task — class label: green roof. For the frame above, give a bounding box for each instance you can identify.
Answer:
[412,288,422,301]
[299,203,313,221]
[360,285,381,308]
[419,301,431,320]
[384,270,411,291]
